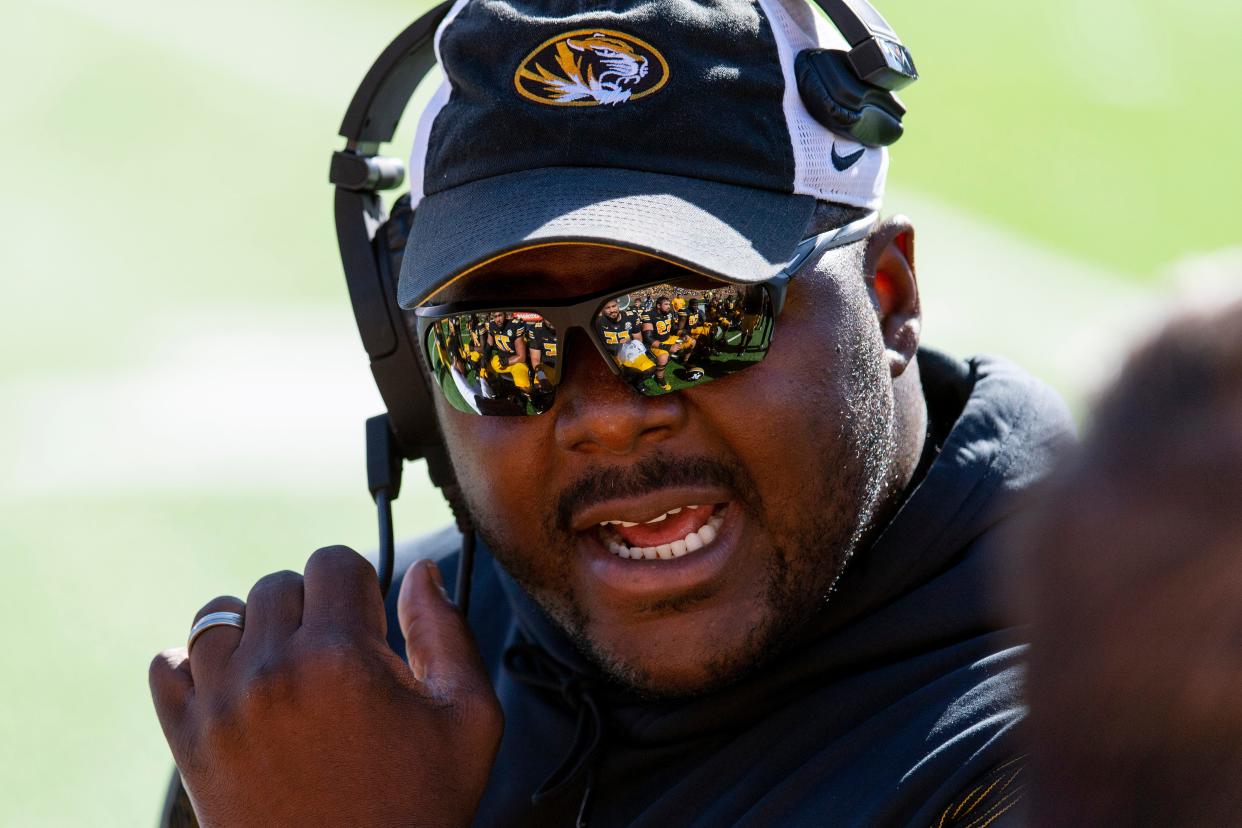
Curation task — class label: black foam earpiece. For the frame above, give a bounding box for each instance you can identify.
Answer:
[796,48,907,148]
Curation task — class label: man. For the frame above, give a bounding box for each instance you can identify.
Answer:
[594,297,660,388]
[524,314,559,392]
[484,311,533,396]
[151,0,1072,825]
[641,296,691,391]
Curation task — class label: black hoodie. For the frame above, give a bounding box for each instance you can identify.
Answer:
[383,350,1074,828]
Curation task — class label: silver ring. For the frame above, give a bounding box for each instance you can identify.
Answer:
[187,611,244,654]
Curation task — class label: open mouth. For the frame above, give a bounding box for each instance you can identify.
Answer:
[594,503,726,561]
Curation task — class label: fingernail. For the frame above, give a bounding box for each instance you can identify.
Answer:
[409,654,427,682]
[425,561,446,594]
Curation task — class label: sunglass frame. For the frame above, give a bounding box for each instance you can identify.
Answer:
[411,211,878,407]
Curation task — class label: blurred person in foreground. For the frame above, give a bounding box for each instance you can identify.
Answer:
[1020,297,1242,826]
[149,0,1075,825]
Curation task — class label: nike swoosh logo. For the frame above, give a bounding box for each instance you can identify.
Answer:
[831,143,865,172]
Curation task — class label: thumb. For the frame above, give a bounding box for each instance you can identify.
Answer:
[397,560,491,702]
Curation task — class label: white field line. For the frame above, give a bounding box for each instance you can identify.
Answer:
[3,310,385,496]
[4,1,1228,495]
[11,195,1234,498]
[5,190,1212,498]
[904,189,1242,405]
[889,189,1165,406]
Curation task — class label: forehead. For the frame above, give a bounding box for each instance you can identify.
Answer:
[428,244,691,305]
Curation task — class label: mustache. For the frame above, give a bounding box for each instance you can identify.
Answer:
[553,453,758,534]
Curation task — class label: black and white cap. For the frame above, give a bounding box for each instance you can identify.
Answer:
[398,0,889,309]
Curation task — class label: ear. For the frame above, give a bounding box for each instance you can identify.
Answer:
[864,215,920,378]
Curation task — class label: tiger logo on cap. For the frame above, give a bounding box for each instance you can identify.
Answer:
[514,29,669,107]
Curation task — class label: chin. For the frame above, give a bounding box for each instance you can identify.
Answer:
[575,600,785,699]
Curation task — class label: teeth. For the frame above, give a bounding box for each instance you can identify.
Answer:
[604,510,724,561]
[619,520,638,528]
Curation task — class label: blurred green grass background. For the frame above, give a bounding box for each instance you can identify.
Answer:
[1,0,1238,824]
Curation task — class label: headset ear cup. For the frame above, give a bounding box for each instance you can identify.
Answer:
[366,192,455,479]
[795,49,905,148]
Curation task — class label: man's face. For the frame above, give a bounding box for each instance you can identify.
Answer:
[602,299,621,321]
[658,298,671,314]
[491,311,506,326]
[432,245,899,696]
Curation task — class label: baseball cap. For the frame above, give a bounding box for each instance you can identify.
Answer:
[397,0,889,309]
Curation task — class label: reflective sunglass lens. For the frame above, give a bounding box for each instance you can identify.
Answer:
[423,281,774,416]
[592,283,773,396]
[426,312,558,416]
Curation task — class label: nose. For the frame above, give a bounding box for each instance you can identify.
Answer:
[553,330,687,455]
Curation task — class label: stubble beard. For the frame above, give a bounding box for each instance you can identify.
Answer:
[469,342,898,699]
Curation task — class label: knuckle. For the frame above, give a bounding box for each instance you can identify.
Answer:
[201,690,244,736]
[148,649,172,679]
[193,595,244,624]
[200,709,244,754]
[148,650,179,692]
[302,634,365,678]
[242,655,300,709]
[247,569,303,604]
[306,544,369,579]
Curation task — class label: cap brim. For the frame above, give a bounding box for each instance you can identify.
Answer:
[397,167,816,308]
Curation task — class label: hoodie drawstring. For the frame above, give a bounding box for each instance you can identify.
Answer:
[503,642,605,827]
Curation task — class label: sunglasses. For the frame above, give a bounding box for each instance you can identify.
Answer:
[412,212,878,416]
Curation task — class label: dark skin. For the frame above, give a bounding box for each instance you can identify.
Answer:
[148,216,924,823]
[437,217,925,694]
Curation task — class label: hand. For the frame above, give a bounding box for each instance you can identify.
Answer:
[149,547,502,827]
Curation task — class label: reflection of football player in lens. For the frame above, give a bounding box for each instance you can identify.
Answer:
[525,316,557,393]
[429,321,452,380]
[594,298,656,386]
[669,296,706,380]
[485,311,533,399]
[723,293,746,352]
[678,294,711,380]
[449,316,482,376]
[737,290,769,354]
[642,295,696,390]
[706,291,738,349]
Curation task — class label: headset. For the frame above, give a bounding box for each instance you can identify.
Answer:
[330,0,917,610]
